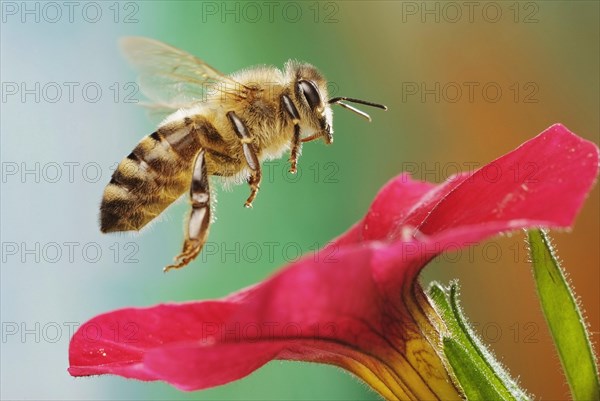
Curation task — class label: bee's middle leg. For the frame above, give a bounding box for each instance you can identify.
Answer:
[244,167,262,208]
[164,149,211,272]
[226,111,262,208]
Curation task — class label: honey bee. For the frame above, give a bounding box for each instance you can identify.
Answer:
[101,37,387,272]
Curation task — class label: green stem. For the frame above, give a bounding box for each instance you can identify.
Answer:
[528,230,600,401]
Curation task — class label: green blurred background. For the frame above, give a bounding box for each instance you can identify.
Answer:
[1,1,598,400]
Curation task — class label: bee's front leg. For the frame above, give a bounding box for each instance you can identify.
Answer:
[289,125,301,174]
[281,94,302,174]
[226,111,262,208]
[164,149,211,272]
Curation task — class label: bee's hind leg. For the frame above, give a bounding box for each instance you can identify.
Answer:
[164,149,211,272]
[226,111,262,208]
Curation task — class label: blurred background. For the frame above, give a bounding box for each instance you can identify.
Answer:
[1,1,598,400]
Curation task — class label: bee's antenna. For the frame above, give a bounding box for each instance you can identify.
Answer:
[328,97,387,122]
[334,101,373,121]
[328,97,388,110]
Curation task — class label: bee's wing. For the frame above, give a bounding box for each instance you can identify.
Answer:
[120,37,248,115]
[138,101,188,125]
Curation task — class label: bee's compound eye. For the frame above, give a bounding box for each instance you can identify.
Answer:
[298,80,322,109]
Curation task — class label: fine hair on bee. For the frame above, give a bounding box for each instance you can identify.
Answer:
[99,37,387,272]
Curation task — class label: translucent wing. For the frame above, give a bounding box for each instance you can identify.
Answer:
[119,37,248,116]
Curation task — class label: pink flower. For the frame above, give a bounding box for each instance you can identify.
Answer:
[69,124,598,400]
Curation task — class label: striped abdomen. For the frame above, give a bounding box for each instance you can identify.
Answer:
[100,123,202,233]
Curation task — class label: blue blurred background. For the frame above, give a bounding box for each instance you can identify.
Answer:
[1,1,598,400]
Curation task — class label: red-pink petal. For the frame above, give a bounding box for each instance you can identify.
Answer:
[332,173,431,246]
[341,124,598,245]
[68,301,240,380]
[69,245,393,388]
[69,124,599,391]
[414,124,599,236]
[333,173,469,246]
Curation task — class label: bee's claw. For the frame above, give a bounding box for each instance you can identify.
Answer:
[164,258,189,272]
[164,262,181,273]
[164,240,201,272]
[245,181,259,209]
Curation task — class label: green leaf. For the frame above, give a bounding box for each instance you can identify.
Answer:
[528,230,600,401]
[429,282,530,400]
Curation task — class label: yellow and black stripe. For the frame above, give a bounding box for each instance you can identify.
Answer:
[100,123,203,233]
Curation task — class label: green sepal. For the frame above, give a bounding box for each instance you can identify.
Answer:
[443,337,507,401]
[429,282,530,400]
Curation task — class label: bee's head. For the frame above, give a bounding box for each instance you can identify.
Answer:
[285,61,334,143]
[285,61,387,145]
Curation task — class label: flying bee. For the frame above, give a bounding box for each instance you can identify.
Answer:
[100,37,387,272]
